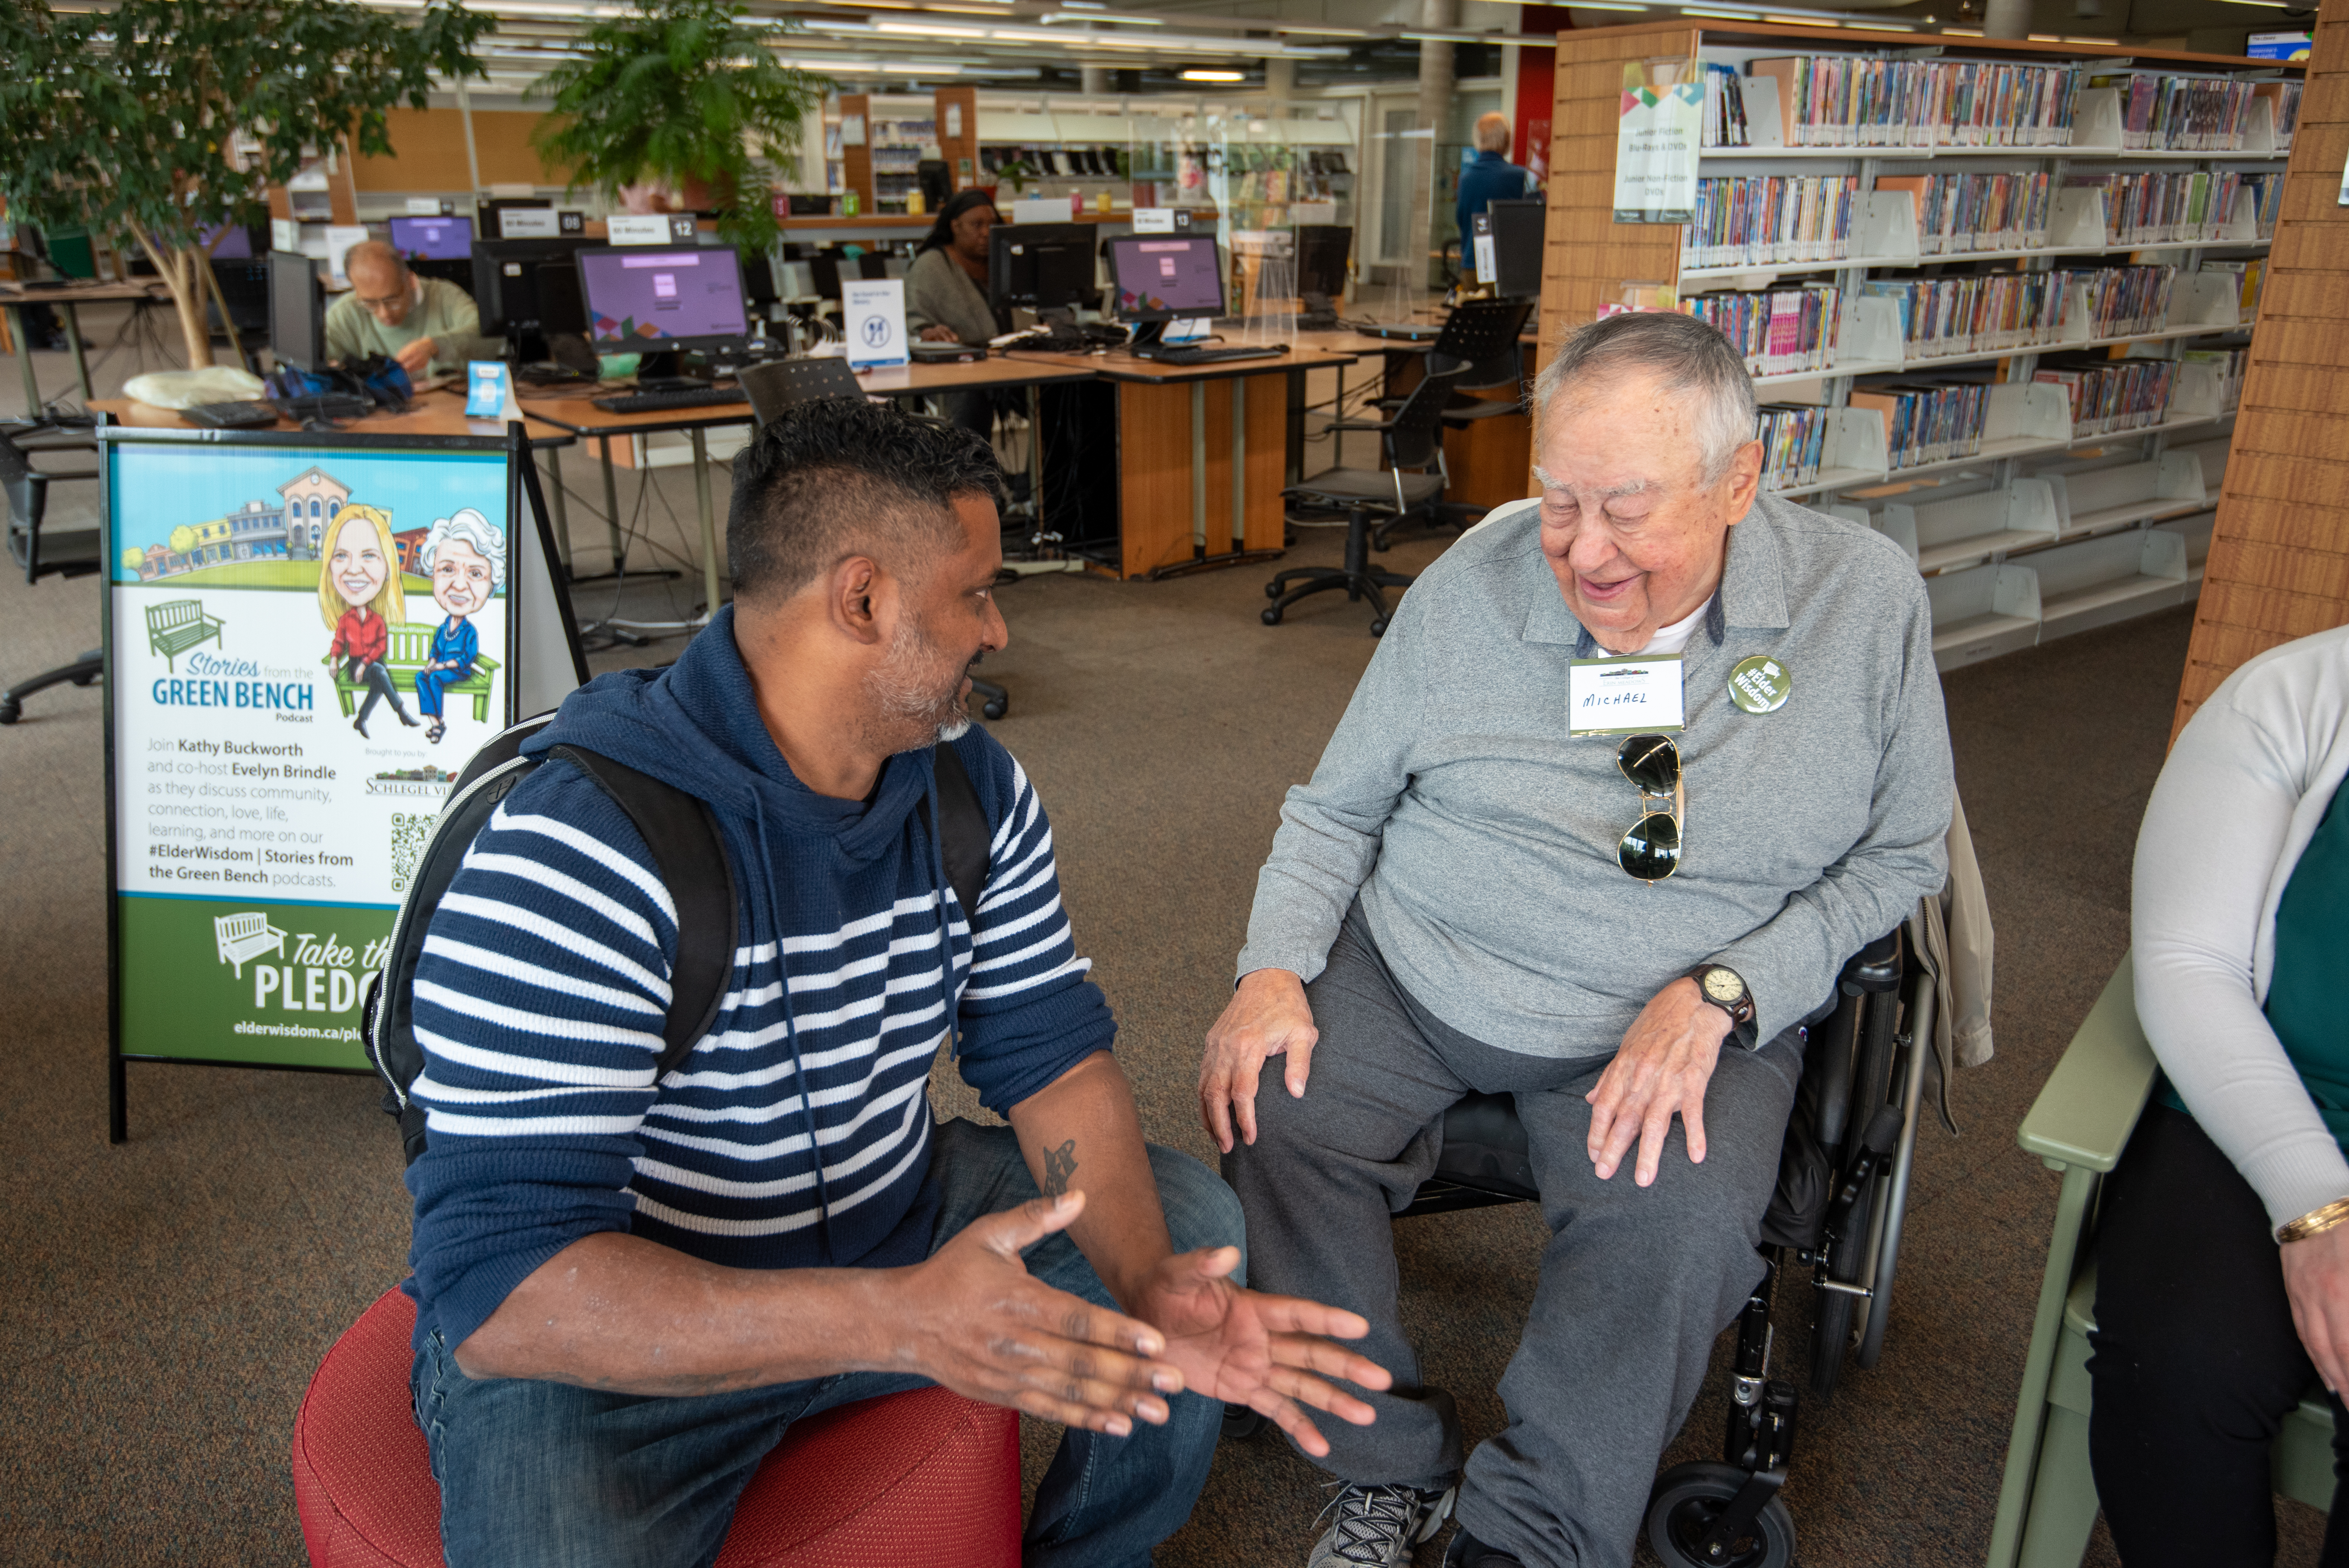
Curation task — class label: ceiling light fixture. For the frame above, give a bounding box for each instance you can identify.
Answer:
[1181,68,1246,80]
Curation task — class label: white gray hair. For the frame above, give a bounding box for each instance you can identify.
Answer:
[1532,312,1758,485]
[419,508,508,591]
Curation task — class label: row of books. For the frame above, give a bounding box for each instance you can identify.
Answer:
[1849,380,1992,470]
[1876,172,2052,256]
[2031,356,2179,438]
[1706,57,2085,148]
[2069,171,2246,246]
[2247,172,2285,239]
[1756,403,1832,490]
[1679,285,1845,376]
[2090,73,2271,152]
[2074,264,2178,338]
[1859,272,2070,358]
[1683,175,1861,267]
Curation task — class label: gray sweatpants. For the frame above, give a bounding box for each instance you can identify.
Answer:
[1224,904,1803,1568]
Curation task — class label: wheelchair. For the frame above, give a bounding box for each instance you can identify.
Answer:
[1224,925,1938,1568]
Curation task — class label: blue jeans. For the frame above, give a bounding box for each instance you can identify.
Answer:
[412,1118,1241,1568]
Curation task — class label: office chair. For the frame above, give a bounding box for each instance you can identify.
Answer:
[1373,297,1535,431]
[736,358,1010,722]
[1,420,103,726]
[1224,926,1937,1568]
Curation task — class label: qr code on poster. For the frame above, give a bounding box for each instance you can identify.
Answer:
[390,813,433,894]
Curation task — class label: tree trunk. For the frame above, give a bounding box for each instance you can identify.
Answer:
[166,246,216,368]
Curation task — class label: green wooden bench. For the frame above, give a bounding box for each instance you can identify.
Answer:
[321,623,501,722]
[145,599,225,673]
[1988,953,2338,1567]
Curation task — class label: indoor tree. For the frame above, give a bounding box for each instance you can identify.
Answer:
[0,0,491,368]
[529,0,826,260]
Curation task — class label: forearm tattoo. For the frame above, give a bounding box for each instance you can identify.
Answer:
[1042,1139,1078,1198]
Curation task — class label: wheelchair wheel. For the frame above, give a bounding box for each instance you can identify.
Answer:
[1809,1285,1856,1399]
[1645,1462,1796,1568]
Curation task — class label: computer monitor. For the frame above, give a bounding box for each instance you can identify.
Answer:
[267,250,326,372]
[389,214,474,261]
[472,236,592,358]
[1294,226,1351,301]
[202,223,261,261]
[1487,199,1544,301]
[1105,234,1225,340]
[987,223,1098,316]
[574,244,751,353]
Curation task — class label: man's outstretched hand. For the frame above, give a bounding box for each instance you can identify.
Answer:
[1128,1242,1388,1457]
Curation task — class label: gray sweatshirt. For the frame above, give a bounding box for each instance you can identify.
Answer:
[1237,495,1954,1056]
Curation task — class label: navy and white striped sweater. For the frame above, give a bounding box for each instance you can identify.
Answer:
[403,609,1113,1356]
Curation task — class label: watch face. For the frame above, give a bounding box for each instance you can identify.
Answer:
[1702,968,1743,1004]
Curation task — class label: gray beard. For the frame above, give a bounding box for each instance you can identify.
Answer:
[864,610,972,753]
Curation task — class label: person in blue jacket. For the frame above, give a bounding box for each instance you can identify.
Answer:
[1456,113,1535,252]
[414,508,503,744]
[400,396,1396,1568]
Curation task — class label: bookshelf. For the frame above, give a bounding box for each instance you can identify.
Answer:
[1536,21,2307,670]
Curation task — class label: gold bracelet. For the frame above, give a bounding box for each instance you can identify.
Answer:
[2275,1196,2349,1245]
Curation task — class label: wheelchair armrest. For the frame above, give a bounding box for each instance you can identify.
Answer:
[1840,930,1903,995]
[2018,954,2156,1174]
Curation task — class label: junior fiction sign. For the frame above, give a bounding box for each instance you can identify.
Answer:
[103,429,521,1083]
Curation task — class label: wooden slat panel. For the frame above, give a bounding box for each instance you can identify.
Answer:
[2174,0,2349,741]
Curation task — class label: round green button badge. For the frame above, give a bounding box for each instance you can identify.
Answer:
[1728,655,1791,715]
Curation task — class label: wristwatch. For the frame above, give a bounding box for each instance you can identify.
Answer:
[1690,964,1759,1049]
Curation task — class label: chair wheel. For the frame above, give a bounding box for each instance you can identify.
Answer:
[981,698,1007,720]
[1219,1402,1266,1441]
[1262,607,1282,626]
[1369,618,1388,637]
[0,697,18,725]
[73,671,99,687]
[1645,1462,1796,1568]
[1265,581,1282,599]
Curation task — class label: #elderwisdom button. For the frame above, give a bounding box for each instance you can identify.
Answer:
[1728,655,1791,715]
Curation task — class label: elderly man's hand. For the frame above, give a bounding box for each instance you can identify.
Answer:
[1586,977,1734,1186]
[394,337,436,376]
[1199,968,1318,1154]
[918,325,959,343]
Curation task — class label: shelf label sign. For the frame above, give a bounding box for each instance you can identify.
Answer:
[606,214,672,246]
[1613,61,1702,225]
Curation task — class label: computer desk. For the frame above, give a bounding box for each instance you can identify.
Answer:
[2,280,175,413]
[524,354,1101,627]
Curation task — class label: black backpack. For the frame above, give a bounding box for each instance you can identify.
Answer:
[362,711,991,1165]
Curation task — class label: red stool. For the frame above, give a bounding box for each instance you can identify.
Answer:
[292,1288,1021,1568]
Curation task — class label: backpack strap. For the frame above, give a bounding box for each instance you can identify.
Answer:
[932,740,990,921]
[552,745,740,1082]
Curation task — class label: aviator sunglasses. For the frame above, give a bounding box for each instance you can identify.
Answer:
[1615,733,1682,883]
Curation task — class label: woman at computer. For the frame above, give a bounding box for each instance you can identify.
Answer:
[2096,622,2349,1565]
[905,189,1009,436]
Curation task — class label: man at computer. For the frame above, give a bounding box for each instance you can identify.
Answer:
[326,240,500,379]
[1455,113,1535,248]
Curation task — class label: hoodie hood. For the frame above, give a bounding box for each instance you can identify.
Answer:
[528,606,937,866]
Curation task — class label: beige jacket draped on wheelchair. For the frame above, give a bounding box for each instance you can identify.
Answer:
[1912,789,1994,1132]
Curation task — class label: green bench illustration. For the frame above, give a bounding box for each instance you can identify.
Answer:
[214,911,286,979]
[321,623,501,722]
[145,599,226,673]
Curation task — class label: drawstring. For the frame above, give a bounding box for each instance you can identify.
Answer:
[752,792,838,1266]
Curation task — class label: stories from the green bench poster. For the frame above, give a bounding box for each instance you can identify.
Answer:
[107,436,513,1068]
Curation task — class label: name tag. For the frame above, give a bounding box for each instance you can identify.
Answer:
[1568,655,1685,737]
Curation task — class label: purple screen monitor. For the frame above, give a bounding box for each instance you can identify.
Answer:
[389,215,474,260]
[1109,236,1223,319]
[202,223,254,260]
[577,246,750,348]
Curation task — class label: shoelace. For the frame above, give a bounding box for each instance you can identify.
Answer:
[1315,1482,1432,1566]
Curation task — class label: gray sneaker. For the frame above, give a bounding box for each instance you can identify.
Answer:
[1306,1481,1458,1568]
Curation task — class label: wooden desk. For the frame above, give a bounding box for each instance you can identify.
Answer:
[2,280,173,412]
[1012,343,1364,578]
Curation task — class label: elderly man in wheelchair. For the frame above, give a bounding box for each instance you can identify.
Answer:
[1197,312,1956,1568]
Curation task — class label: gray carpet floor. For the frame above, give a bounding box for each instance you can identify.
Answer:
[1,310,2320,1565]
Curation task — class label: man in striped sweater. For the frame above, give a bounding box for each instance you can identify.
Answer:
[404,399,1392,1568]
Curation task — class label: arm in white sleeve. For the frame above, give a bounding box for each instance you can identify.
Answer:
[1233,593,1426,985]
[2132,696,2349,1231]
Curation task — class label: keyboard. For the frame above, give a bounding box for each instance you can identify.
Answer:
[1131,344,1291,366]
[591,385,752,414]
[182,400,282,429]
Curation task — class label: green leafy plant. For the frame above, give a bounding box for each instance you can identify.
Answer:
[0,0,491,368]
[995,158,1036,196]
[530,0,825,260]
